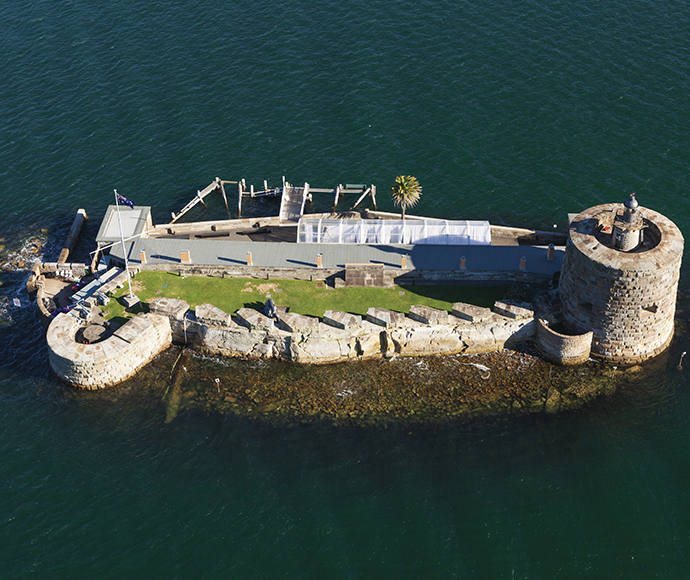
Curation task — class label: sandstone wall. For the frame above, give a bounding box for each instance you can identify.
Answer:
[47,312,172,389]
[137,263,552,287]
[33,275,52,328]
[535,318,592,365]
[39,262,89,278]
[560,204,683,364]
[149,298,535,365]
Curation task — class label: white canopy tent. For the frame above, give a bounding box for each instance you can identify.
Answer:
[297,219,491,245]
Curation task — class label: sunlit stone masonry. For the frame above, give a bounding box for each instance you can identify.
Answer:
[559,194,684,364]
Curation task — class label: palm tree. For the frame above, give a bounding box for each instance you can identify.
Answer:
[390,175,422,219]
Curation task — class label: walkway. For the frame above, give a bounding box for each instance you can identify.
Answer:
[279,184,309,223]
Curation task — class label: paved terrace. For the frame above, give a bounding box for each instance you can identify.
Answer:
[110,237,564,276]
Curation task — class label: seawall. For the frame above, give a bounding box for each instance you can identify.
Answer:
[47,312,172,389]
[148,298,536,365]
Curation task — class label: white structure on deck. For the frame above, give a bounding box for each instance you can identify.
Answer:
[297,218,491,245]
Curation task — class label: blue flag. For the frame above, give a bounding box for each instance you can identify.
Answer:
[116,193,135,209]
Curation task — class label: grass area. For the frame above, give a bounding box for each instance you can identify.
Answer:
[106,271,509,322]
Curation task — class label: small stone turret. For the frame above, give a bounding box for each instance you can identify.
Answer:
[559,194,683,364]
[612,192,644,251]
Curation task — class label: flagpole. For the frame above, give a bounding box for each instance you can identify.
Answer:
[114,189,135,299]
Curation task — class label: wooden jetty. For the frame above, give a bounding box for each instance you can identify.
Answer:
[236,178,283,218]
[170,178,236,224]
[167,177,377,224]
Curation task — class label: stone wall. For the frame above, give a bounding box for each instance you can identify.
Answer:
[137,263,553,287]
[39,262,89,278]
[345,263,386,287]
[149,298,536,365]
[31,275,53,328]
[47,312,172,389]
[560,203,683,364]
[535,318,592,365]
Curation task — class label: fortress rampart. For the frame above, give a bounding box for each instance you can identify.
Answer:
[559,202,683,364]
[149,298,536,366]
[47,312,172,389]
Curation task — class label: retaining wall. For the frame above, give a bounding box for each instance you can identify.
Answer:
[149,298,536,364]
[135,264,552,286]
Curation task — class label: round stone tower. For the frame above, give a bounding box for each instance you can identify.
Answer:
[559,194,684,364]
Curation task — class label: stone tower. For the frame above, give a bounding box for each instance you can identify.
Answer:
[559,195,684,364]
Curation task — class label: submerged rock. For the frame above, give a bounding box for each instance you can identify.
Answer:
[151,347,630,427]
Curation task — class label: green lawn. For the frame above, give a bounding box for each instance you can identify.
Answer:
[106,271,508,322]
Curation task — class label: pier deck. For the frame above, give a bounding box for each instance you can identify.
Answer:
[279,185,309,223]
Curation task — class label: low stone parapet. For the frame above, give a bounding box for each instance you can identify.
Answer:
[535,318,592,365]
[345,263,386,287]
[39,262,89,279]
[149,297,190,320]
[409,305,449,325]
[323,310,362,330]
[236,308,274,331]
[366,307,405,328]
[47,312,172,389]
[147,298,540,364]
[493,300,534,320]
[389,316,535,357]
[195,303,233,327]
[278,311,320,333]
[452,302,492,323]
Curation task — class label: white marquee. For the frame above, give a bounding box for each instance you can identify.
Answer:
[297,219,491,245]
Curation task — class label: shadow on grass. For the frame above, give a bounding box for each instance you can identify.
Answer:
[399,285,510,309]
[116,297,150,313]
[110,299,150,325]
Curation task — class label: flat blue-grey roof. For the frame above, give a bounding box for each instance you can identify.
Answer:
[109,237,564,276]
[96,206,152,244]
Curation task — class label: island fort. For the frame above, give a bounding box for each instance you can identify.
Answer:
[27,178,683,390]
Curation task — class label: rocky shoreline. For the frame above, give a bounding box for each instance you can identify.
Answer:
[151,345,635,427]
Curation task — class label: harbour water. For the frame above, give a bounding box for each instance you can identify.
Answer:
[2,0,690,577]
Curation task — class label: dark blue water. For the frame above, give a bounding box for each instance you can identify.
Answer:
[2,1,690,577]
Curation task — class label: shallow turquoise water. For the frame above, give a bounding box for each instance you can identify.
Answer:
[2,0,690,577]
